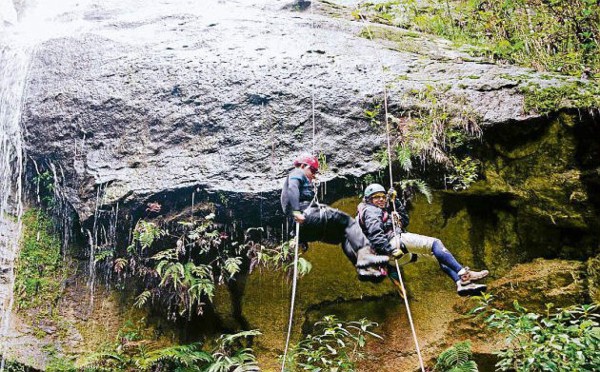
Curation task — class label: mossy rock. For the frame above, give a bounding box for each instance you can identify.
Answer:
[487,258,588,311]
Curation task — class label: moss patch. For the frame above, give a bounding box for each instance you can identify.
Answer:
[521,82,600,115]
[14,209,70,312]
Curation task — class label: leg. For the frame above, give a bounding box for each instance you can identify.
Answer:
[341,238,357,265]
[439,263,460,283]
[401,233,488,291]
[431,239,463,275]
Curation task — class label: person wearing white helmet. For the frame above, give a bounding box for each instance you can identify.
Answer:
[358,183,489,296]
[281,154,389,276]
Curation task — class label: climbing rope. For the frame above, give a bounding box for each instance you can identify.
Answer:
[282,4,320,371]
[356,5,426,372]
[281,222,300,371]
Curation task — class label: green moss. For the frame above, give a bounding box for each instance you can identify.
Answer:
[588,255,600,303]
[15,209,69,312]
[358,26,431,55]
[521,82,600,115]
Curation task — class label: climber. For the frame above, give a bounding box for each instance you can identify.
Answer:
[280,154,388,277]
[358,183,489,296]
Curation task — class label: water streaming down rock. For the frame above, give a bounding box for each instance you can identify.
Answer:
[0,42,28,369]
[0,0,107,364]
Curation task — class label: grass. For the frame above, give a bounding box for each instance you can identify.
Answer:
[355,0,600,78]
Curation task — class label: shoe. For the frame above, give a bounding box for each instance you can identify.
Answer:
[458,267,489,285]
[457,282,487,297]
[356,247,390,267]
[357,266,387,283]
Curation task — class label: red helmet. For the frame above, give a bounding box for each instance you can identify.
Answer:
[293,153,319,171]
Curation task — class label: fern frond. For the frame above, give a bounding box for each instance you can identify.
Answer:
[224,257,242,279]
[134,290,152,308]
[435,341,477,371]
[135,342,211,369]
[396,145,413,172]
[219,330,262,347]
[399,179,432,203]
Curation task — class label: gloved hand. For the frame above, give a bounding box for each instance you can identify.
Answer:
[390,248,404,259]
[387,188,397,201]
[391,211,403,229]
[390,242,408,258]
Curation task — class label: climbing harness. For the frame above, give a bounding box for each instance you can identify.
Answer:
[355,4,426,372]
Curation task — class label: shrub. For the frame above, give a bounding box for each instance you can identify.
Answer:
[472,294,600,371]
[285,315,382,370]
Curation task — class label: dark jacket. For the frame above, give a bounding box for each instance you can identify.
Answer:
[280,168,315,216]
[357,200,409,255]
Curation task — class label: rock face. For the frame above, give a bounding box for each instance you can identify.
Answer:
[19,0,564,226]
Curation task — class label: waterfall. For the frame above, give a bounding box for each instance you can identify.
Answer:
[0,42,29,372]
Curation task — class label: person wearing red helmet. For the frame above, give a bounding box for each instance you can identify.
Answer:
[281,154,389,277]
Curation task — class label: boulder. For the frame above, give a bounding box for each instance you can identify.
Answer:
[16,0,569,225]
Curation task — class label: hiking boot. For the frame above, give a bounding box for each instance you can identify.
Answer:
[356,247,389,268]
[458,267,489,285]
[457,282,487,297]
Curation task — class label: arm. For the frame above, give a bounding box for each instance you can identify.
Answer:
[391,199,409,230]
[363,207,394,254]
[283,176,306,223]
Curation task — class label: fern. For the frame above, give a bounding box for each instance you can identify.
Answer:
[297,257,313,277]
[152,248,178,261]
[134,220,165,250]
[435,341,478,372]
[113,257,128,273]
[399,179,432,203]
[135,342,211,369]
[219,330,261,345]
[224,257,242,279]
[76,351,127,369]
[395,145,413,172]
[204,330,262,372]
[134,290,152,308]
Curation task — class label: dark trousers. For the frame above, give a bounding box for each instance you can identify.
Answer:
[296,205,369,266]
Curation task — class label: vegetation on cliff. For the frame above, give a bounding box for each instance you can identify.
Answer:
[15,209,72,313]
[356,0,599,77]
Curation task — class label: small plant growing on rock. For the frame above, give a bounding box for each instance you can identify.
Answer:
[434,341,478,371]
[472,294,600,371]
[248,237,312,279]
[77,320,260,371]
[116,213,245,319]
[284,315,382,371]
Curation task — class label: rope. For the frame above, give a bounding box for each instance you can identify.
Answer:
[282,4,319,370]
[395,259,425,371]
[310,0,317,156]
[281,222,300,371]
[355,4,425,371]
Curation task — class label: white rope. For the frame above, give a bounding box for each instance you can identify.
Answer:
[281,222,300,371]
[355,4,426,371]
[282,4,319,370]
[395,259,425,371]
[310,2,317,156]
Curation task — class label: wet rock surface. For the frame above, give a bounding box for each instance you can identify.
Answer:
[21,0,570,226]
